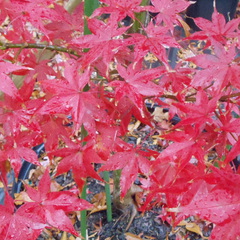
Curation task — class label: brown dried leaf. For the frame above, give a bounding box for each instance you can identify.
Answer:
[152,107,169,122]
[125,232,143,240]
[89,192,107,214]
[178,220,203,237]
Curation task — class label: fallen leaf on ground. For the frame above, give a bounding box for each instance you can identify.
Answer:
[125,232,143,240]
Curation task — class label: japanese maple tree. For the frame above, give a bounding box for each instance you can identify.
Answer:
[0,0,239,239]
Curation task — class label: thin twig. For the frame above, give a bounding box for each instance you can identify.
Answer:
[0,42,81,58]
[161,92,240,103]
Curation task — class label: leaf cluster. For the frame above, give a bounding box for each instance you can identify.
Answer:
[0,0,240,239]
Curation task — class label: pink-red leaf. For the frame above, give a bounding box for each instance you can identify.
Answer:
[100,147,151,197]
[151,0,191,29]
[39,61,108,133]
[25,169,93,236]
[170,168,240,240]
[0,193,46,240]
[188,10,240,43]
[91,0,151,20]
[54,142,104,190]
[0,62,32,97]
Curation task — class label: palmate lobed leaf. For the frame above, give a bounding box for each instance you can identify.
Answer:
[107,96,154,132]
[0,62,32,98]
[188,9,240,43]
[93,122,123,160]
[0,0,240,239]
[100,146,151,198]
[141,158,206,214]
[24,169,93,236]
[91,0,152,20]
[52,141,104,191]
[39,61,109,133]
[169,167,240,240]
[172,90,220,130]
[150,0,191,28]
[177,182,240,224]
[0,131,42,177]
[110,62,164,120]
[44,3,84,42]
[0,75,45,136]
[70,15,131,67]
[0,147,39,177]
[0,193,46,240]
[210,217,240,240]
[6,0,68,39]
[39,115,72,152]
[160,64,193,92]
[188,41,240,92]
[128,22,180,64]
[224,137,240,165]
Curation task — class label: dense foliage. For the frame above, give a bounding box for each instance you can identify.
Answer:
[0,0,240,239]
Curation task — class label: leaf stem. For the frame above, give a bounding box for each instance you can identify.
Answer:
[112,169,121,209]
[103,171,112,222]
[129,0,150,33]
[84,0,99,35]
[80,183,87,239]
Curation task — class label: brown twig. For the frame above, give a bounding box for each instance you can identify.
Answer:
[161,92,240,103]
[0,42,81,58]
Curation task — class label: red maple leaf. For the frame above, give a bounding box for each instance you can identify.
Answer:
[71,15,130,67]
[110,62,164,117]
[44,3,84,42]
[7,0,65,39]
[92,122,123,160]
[100,143,151,198]
[0,193,46,240]
[188,41,240,93]
[157,134,207,171]
[224,137,240,165]
[0,61,32,98]
[0,132,41,177]
[53,140,104,191]
[128,22,179,64]
[0,80,43,135]
[160,63,193,92]
[38,60,109,133]
[108,96,154,132]
[150,0,191,29]
[141,157,205,213]
[151,157,192,191]
[1,1,240,239]
[91,0,152,20]
[173,90,219,130]
[219,116,240,134]
[210,217,240,240]
[0,0,9,25]
[188,9,240,44]
[170,167,240,240]
[212,105,240,159]
[39,115,72,152]
[24,169,93,236]
[28,59,57,82]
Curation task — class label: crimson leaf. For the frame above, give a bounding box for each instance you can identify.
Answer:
[24,169,93,236]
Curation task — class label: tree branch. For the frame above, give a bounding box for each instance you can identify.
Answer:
[161,92,240,103]
[0,42,81,58]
